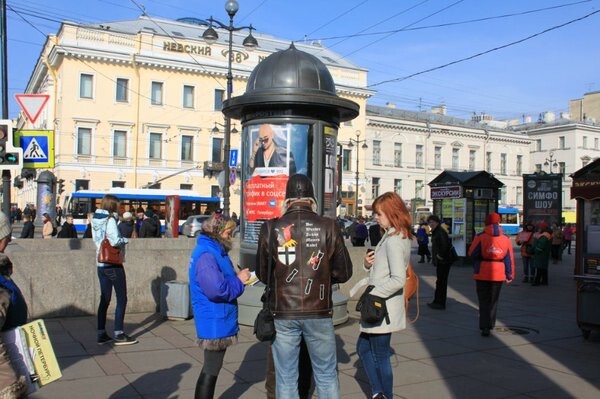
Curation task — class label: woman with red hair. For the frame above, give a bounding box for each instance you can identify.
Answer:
[358,192,413,399]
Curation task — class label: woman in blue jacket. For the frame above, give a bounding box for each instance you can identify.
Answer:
[190,215,250,399]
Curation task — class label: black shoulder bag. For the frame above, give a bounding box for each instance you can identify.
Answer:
[356,285,403,325]
[254,220,276,342]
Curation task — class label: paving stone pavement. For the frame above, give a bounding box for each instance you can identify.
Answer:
[29,246,600,398]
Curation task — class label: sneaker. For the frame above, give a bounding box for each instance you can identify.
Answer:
[97,333,113,345]
[113,333,138,346]
[481,328,491,337]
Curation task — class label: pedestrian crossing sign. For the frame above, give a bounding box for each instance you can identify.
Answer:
[14,130,54,168]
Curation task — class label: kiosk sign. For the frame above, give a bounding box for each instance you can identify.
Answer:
[431,185,462,200]
[523,173,562,226]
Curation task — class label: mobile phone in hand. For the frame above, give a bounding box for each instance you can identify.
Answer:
[366,248,374,255]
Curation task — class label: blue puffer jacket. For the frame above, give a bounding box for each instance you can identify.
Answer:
[189,234,244,340]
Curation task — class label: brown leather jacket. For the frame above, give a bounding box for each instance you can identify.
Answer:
[256,201,353,319]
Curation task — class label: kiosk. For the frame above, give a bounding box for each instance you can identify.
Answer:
[223,44,359,326]
[571,158,600,339]
[428,171,503,257]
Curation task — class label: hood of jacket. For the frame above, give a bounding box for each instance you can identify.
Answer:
[483,224,503,237]
[91,209,111,233]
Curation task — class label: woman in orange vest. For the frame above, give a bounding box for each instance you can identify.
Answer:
[516,222,535,283]
[468,212,515,337]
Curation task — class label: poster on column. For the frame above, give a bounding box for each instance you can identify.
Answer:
[242,123,309,244]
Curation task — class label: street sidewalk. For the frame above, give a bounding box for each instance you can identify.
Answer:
[30,248,600,398]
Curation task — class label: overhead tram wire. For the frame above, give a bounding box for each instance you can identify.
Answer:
[303,0,370,38]
[237,0,269,24]
[304,0,593,42]
[326,0,431,49]
[8,5,223,127]
[336,0,465,62]
[368,8,600,88]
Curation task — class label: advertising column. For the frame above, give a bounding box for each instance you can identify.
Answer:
[523,173,562,226]
[431,185,467,256]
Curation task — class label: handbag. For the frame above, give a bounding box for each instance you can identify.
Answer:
[356,285,402,325]
[97,219,124,265]
[254,220,276,342]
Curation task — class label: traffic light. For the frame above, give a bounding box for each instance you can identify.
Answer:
[57,178,65,195]
[0,120,23,171]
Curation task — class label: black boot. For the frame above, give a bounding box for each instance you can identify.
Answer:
[418,257,425,263]
[195,372,218,399]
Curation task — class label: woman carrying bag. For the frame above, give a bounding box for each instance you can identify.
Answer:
[189,215,250,398]
[358,192,413,399]
[91,194,137,346]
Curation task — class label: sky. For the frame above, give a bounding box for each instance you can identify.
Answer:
[6,0,600,121]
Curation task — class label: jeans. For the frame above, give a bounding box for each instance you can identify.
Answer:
[97,266,128,333]
[357,333,393,398]
[272,318,339,399]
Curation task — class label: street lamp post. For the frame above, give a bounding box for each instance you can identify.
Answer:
[202,0,257,217]
[544,151,559,173]
[347,130,368,217]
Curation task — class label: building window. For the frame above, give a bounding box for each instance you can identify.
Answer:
[452,148,459,170]
[212,137,223,163]
[469,150,476,171]
[394,179,402,195]
[151,81,163,105]
[342,149,351,172]
[582,157,590,167]
[75,179,89,191]
[559,136,565,149]
[595,137,599,149]
[80,74,93,99]
[372,177,380,199]
[373,140,381,165]
[183,85,194,108]
[535,164,542,173]
[149,133,162,159]
[583,136,588,148]
[500,187,507,204]
[415,180,424,199]
[516,186,522,205]
[536,139,541,151]
[181,135,193,161]
[559,162,566,180]
[416,145,423,168]
[214,89,225,111]
[77,127,91,155]
[516,155,522,175]
[180,184,193,190]
[112,181,125,188]
[394,143,402,167]
[486,152,492,172]
[500,153,507,175]
[113,130,127,158]
[434,146,441,169]
[116,78,128,102]
[211,185,221,197]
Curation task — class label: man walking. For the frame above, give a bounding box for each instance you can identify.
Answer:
[427,215,454,310]
[256,174,353,398]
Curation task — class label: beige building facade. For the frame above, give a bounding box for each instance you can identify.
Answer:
[14,16,371,211]
[570,91,600,123]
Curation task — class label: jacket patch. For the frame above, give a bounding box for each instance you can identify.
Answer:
[307,250,325,271]
[286,268,299,283]
[305,278,313,295]
[276,224,297,265]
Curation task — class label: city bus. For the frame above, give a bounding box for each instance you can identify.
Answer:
[498,206,521,235]
[64,188,220,233]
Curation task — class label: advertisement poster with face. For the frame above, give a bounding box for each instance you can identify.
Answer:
[243,123,309,244]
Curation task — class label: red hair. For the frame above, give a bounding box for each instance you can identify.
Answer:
[372,192,413,239]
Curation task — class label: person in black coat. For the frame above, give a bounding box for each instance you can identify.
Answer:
[368,222,382,247]
[20,215,35,238]
[139,210,161,238]
[427,215,453,310]
[118,212,136,238]
[57,215,78,238]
